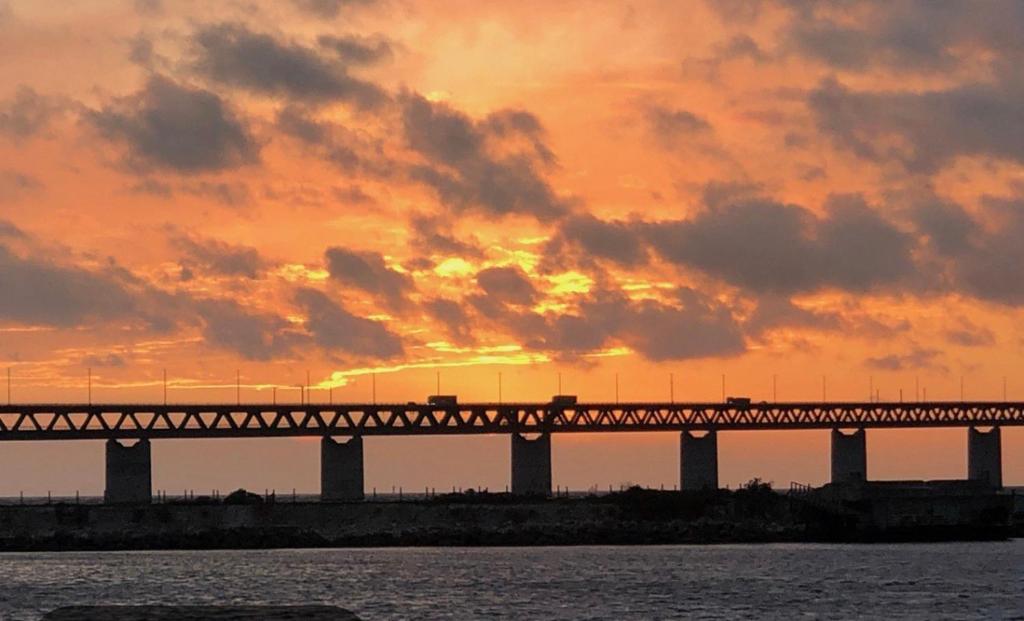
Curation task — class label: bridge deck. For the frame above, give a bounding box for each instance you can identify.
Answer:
[0,402,1021,440]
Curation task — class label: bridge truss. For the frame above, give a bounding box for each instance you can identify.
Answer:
[0,402,1021,440]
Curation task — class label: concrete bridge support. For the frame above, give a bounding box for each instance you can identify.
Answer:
[321,436,364,501]
[968,427,1002,488]
[104,438,152,504]
[680,430,718,490]
[830,428,867,484]
[511,433,551,496]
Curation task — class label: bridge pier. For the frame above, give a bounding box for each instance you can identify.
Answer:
[830,428,867,484]
[104,438,152,504]
[680,430,718,490]
[968,427,1002,488]
[511,433,551,496]
[321,436,364,501]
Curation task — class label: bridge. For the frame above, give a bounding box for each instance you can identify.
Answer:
[0,396,1017,503]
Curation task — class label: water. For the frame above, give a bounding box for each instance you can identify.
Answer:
[0,543,1021,620]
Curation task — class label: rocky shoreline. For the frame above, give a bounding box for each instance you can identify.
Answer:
[0,485,1016,551]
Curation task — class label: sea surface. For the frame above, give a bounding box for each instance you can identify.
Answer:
[0,542,1021,620]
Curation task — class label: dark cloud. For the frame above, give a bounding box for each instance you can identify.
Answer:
[701,180,763,209]
[718,34,769,63]
[744,295,841,336]
[911,200,976,259]
[128,34,157,67]
[944,319,996,348]
[424,298,473,344]
[127,178,251,206]
[783,2,1024,73]
[181,180,252,207]
[646,194,916,295]
[0,86,63,140]
[171,233,270,279]
[317,34,392,65]
[809,76,1024,173]
[401,93,569,220]
[865,347,944,372]
[645,104,711,147]
[621,289,746,361]
[553,214,647,267]
[128,178,173,198]
[0,237,310,360]
[0,244,174,329]
[291,0,373,18]
[191,23,386,109]
[496,287,745,361]
[475,266,537,306]
[705,0,765,24]
[0,219,25,239]
[324,247,414,307]
[88,75,259,173]
[275,105,390,175]
[942,197,1024,305]
[333,184,376,205]
[410,215,483,258]
[294,288,403,358]
[194,298,299,361]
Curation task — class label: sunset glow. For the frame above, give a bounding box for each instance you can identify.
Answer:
[1,0,1023,495]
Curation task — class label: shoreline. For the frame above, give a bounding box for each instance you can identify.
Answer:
[0,486,1017,552]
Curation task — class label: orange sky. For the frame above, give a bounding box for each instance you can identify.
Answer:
[1,0,1023,495]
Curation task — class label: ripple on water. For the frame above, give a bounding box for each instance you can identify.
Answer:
[0,543,1020,620]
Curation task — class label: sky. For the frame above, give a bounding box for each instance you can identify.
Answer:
[1,0,1023,495]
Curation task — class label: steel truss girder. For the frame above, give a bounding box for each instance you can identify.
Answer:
[0,402,1020,440]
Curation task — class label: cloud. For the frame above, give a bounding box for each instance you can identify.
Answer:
[324,247,414,307]
[190,23,386,109]
[0,244,175,329]
[645,104,711,147]
[809,76,1024,173]
[865,347,944,371]
[475,285,744,361]
[294,288,403,358]
[782,2,1024,74]
[275,105,390,174]
[944,319,996,347]
[718,34,769,63]
[171,233,270,279]
[424,298,473,344]
[942,196,1024,305]
[475,266,537,306]
[410,215,483,258]
[552,214,647,267]
[909,195,977,256]
[0,218,25,239]
[88,75,259,173]
[128,178,251,206]
[744,295,842,336]
[194,298,299,360]
[291,0,374,18]
[181,180,252,207]
[0,86,64,140]
[620,289,746,361]
[317,34,392,65]
[401,93,569,220]
[645,193,916,295]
